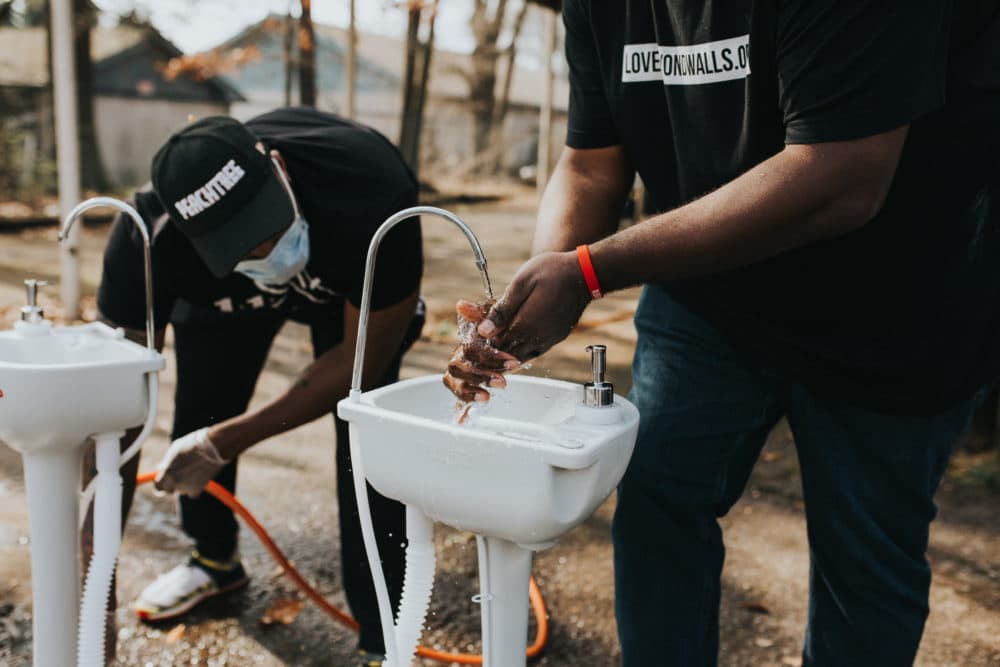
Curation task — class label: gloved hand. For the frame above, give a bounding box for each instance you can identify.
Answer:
[154,427,228,498]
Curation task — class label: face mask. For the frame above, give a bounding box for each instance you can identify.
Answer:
[234,214,310,284]
[234,158,311,285]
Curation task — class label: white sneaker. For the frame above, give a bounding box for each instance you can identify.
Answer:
[134,555,248,622]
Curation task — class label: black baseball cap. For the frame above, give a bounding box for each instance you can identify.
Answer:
[151,116,295,278]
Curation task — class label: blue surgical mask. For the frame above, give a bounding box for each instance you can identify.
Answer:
[234,157,311,285]
[234,214,310,284]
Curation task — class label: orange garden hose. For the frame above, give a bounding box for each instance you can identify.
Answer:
[135,472,549,664]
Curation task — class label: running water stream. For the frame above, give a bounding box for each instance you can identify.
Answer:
[479,265,495,302]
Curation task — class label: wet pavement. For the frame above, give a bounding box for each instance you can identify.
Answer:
[0,196,998,666]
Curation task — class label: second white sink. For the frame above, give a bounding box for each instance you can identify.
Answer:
[338,374,639,548]
[0,322,164,454]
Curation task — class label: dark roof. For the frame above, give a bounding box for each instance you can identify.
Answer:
[94,31,244,103]
[215,17,399,98]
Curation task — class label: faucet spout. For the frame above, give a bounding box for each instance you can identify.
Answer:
[350,205,491,396]
[59,197,156,352]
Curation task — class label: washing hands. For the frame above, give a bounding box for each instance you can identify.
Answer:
[444,252,593,409]
[443,299,520,414]
[154,427,229,497]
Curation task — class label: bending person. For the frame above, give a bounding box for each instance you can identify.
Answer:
[91,107,422,667]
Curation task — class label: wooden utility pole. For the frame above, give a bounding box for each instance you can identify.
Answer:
[345,0,356,119]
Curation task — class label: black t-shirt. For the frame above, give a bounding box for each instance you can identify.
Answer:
[98,107,422,329]
[566,0,1000,413]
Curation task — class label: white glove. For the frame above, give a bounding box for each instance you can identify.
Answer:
[154,427,228,498]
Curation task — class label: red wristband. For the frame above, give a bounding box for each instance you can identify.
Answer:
[576,244,604,300]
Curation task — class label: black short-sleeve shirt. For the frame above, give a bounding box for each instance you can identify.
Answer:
[565,0,1000,413]
[98,107,422,330]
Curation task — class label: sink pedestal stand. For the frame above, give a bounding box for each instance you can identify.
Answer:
[477,537,535,667]
[22,447,84,666]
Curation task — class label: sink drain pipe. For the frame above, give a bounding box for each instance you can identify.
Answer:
[77,431,124,666]
[350,434,436,667]
[78,373,158,667]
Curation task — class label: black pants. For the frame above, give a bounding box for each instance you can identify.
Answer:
[169,299,422,653]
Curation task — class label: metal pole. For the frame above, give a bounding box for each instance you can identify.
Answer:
[51,0,81,320]
[537,8,557,199]
[346,0,357,119]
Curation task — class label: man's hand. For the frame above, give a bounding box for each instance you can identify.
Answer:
[478,251,591,361]
[154,428,228,497]
[443,300,520,402]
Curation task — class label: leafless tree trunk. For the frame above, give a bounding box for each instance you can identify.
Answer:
[283,3,295,106]
[74,0,105,189]
[298,0,316,107]
[40,0,56,192]
[537,6,557,196]
[398,1,438,177]
[398,7,420,167]
[468,0,508,163]
[345,0,356,119]
[488,0,529,172]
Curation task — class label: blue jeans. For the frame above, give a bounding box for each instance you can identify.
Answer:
[613,286,981,667]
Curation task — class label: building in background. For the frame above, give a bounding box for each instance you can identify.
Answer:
[218,14,569,178]
[0,23,243,190]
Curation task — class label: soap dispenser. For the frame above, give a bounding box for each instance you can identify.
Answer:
[13,279,52,336]
[575,344,621,425]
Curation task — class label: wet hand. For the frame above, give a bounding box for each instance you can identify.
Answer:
[154,427,228,498]
[443,299,520,403]
[477,251,591,361]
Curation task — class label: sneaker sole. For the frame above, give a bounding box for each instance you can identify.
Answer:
[135,576,249,622]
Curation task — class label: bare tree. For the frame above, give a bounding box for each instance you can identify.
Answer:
[298,0,316,107]
[284,2,295,106]
[487,0,529,172]
[537,4,557,195]
[467,0,552,174]
[398,0,438,176]
[73,0,105,189]
[468,0,508,163]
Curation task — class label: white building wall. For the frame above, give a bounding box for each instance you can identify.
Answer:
[95,97,229,187]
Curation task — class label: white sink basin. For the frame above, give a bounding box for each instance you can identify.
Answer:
[0,322,165,454]
[338,374,639,548]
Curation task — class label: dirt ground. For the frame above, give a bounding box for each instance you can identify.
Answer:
[0,194,998,666]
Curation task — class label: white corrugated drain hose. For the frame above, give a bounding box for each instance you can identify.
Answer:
[350,435,436,667]
[77,432,123,666]
[78,373,158,666]
[394,506,436,666]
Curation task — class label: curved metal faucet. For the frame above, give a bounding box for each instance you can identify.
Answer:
[350,205,492,397]
[59,197,155,352]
